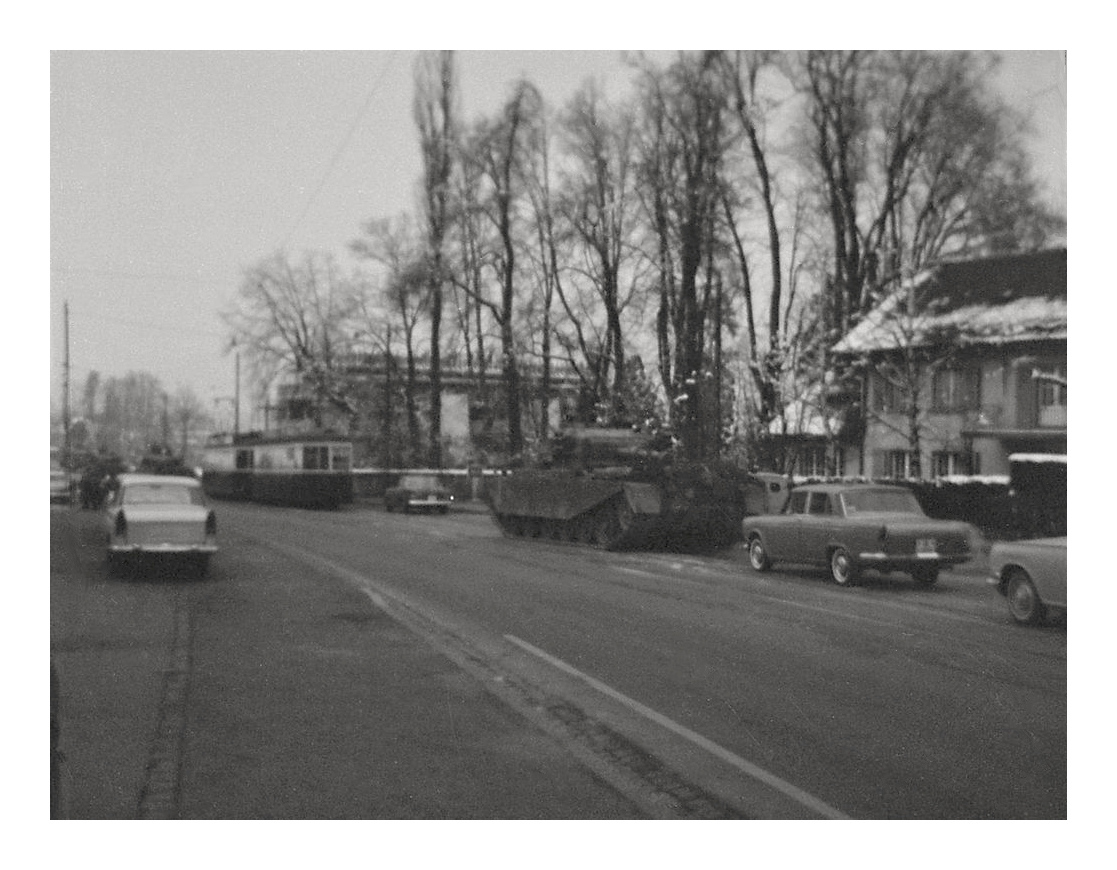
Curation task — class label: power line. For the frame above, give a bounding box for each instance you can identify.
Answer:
[282,51,401,250]
[61,307,228,339]
[51,265,231,286]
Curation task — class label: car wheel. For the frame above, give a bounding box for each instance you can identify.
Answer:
[912,566,939,586]
[1006,569,1045,625]
[830,547,858,586]
[748,537,771,572]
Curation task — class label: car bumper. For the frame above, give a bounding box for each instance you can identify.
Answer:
[856,551,971,570]
[407,498,452,510]
[108,543,218,554]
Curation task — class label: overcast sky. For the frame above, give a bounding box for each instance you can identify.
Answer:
[48,50,1067,424]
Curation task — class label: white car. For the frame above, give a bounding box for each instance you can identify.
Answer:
[988,536,1067,625]
[50,465,72,504]
[104,473,217,575]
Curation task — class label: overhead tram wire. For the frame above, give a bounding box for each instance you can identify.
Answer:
[281,51,400,252]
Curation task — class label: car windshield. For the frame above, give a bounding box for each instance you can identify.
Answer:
[400,476,434,489]
[840,489,923,516]
[123,483,205,506]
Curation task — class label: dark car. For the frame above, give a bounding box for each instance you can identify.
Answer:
[385,474,454,514]
[743,483,978,587]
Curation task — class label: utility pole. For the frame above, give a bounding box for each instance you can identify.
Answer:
[234,351,241,437]
[382,326,393,469]
[62,301,71,465]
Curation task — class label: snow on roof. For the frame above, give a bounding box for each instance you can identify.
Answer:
[768,394,841,437]
[834,294,1066,353]
[833,248,1067,355]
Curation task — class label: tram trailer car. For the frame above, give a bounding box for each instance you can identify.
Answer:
[202,434,353,509]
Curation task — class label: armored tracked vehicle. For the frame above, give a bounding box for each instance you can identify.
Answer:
[487,427,787,552]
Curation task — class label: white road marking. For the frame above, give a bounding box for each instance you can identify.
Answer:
[262,534,850,818]
[504,633,850,820]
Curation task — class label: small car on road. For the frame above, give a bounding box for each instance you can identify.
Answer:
[103,473,217,575]
[743,483,977,587]
[384,473,454,514]
[988,536,1067,625]
[50,465,71,505]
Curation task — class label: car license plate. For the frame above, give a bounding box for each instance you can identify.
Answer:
[916,538,936,555]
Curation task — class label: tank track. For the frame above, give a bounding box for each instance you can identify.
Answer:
[494,493,658,551]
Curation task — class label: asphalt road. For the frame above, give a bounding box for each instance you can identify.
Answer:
[50,498,1066,819]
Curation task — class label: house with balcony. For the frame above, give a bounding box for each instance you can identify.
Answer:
[831,247,1066,479]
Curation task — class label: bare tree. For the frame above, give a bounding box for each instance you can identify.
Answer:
[413,50,457,468]
[520,98,560,441]
[223,250,361,429]
[96,371,166,460]
[715,51,790,429]
[448,149,493,397]
[170,386,210,459]
[81,370,101,421]
[634,52,731,460]
[351,215,430,463]
[845,282,969,479]
[469,80,542,458]
[801,50,1064,337]
[556,81,641,418]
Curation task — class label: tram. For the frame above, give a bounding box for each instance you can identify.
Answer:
[201,431,353,509]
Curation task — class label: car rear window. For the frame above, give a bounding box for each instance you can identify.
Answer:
[123,484,205,505]
[786,491,809,514]
[841,489,922,515]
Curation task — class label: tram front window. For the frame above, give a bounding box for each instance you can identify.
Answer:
[303,446,329,470]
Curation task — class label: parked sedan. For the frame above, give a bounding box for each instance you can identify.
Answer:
[50,465,71,505]
[384,474,454,514]
[743,483,977,587]
[988,537,1067,625]
[104,473,217,575]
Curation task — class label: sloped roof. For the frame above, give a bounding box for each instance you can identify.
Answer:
[833,247,1067,354]
[768,390,842,437]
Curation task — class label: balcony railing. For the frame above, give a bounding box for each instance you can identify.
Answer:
[962,405,1004,431]
[962,402,1066,435]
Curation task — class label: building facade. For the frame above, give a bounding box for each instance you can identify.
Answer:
[269,354,585,468]
[832,248,1066,479]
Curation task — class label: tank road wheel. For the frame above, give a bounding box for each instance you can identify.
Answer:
[829,547,859,587]
[589,500,627,549]
[748,536,771,572]
[575,513,596,546]
[615,497,635,534]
